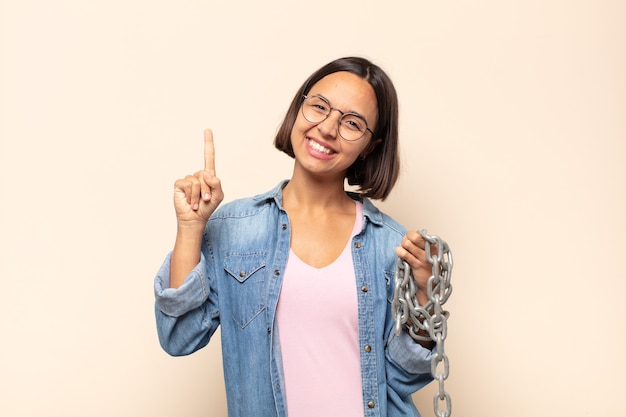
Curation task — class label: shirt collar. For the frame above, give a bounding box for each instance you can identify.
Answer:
[253,180,384,226]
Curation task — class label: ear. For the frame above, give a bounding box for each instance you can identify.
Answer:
[360,138,383,159]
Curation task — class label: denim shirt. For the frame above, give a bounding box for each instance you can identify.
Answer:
[154,181,433,417]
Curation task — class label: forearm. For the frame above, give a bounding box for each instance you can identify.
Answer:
[411,323,435,350]
[170,224,204,288]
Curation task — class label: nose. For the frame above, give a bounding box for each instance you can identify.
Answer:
[317,109,342,138]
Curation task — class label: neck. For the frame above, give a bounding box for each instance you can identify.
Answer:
[283,172,354,213]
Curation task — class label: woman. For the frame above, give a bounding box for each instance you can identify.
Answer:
[154,57,435,417]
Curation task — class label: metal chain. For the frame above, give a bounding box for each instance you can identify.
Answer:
[391,229,453,417]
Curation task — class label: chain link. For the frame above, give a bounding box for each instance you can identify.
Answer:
[391,229,453,417]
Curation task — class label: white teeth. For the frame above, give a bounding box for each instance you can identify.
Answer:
[309,139,332,154]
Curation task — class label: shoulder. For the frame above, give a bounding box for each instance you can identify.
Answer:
[353,193,406,239]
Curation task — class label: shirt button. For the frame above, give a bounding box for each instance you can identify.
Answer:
[364,345,372,353]
[281,223,287,230]
[361,285,368,292]
[274,270,280,276]
[367,401,375,408]
[239,271,246,277]
[354,242,361,248]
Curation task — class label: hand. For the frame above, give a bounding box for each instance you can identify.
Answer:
[173,129,224,229]
[395,230,436,306]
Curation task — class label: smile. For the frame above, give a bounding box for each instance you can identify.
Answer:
[308,139,333,155]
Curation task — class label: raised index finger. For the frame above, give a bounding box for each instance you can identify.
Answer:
[203,128,216,175]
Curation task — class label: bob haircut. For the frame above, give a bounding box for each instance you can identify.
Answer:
[274,56,400,200]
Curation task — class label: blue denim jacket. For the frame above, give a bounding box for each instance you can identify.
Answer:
[154,181,433,417]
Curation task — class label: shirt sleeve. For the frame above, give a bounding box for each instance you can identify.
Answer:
[385,330,434,399]
[153,252,220,356]
[154,252,210,317]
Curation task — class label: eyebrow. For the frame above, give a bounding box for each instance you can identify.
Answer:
[313,93,370,124]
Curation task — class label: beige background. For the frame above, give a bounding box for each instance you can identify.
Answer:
[1,1,625,416]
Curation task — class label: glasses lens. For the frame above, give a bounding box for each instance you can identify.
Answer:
[302,96,329,123]
[338,114,367,141]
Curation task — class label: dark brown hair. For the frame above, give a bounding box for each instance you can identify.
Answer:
[274,56,400,200]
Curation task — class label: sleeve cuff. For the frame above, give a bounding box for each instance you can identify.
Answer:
[387,330,434,375]
[154,252,210,317]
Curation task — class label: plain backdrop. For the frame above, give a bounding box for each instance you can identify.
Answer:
[1,1,625,416]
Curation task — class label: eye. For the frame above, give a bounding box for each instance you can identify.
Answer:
[308,96,330,114]
[341,114,366,132]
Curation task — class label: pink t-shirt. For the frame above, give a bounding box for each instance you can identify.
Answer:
[276,201,365,417]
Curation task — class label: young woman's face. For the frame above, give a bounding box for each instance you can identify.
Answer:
[290,71,378,180]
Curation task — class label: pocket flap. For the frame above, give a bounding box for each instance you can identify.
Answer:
[224,252,266,283]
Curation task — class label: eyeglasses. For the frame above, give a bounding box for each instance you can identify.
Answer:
[301,94,374,141]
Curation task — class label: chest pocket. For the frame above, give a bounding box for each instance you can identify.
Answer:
[224,252,267,328]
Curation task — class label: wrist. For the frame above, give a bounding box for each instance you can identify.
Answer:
[416,289,430,307]
[174,222,205,253]
[176,220,206,236]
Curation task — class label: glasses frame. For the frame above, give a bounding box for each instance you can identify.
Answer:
[301,94,374,141]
